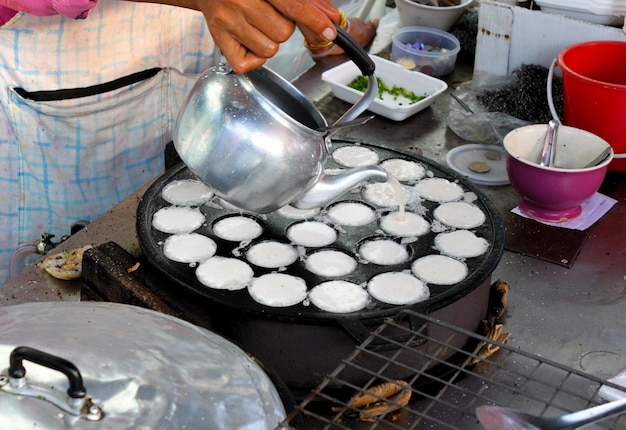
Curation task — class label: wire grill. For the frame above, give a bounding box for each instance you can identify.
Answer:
[278,309,626,429]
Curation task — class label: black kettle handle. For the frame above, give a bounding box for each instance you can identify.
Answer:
[330,25,377,125]
[333,25,376,77]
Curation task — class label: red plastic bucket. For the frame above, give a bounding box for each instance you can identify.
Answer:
[558,41,626,172]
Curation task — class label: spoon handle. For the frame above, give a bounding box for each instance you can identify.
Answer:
[540,120,558,166]
[559,396,626,429]
[548,120,559,166]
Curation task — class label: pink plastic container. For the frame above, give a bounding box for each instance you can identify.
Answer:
[503,125,613,222]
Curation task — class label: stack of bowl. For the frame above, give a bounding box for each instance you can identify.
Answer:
[394,0,474,30]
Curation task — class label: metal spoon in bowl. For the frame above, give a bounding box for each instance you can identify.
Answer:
[476,396,626,430]
[541,58,562,168]
[540,119,559,167]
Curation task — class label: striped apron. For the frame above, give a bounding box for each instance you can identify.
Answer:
[0,0,216,284]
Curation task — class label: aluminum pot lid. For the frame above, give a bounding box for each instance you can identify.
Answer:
[0,302,286,429]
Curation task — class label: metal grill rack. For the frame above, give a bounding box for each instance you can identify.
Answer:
[278,309,626,429]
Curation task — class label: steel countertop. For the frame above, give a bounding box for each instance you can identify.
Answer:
[1,55,625,385]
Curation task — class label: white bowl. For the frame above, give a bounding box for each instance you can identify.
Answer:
[321,55,448,121]
[394,0,474,31]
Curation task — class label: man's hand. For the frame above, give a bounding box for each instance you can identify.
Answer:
[196,0,340,73]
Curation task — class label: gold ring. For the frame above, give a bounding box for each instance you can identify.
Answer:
[303,10,348,51]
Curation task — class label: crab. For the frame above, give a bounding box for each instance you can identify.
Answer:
[470,322,512,366]
[336,380,412,422]
[469,279,512,365]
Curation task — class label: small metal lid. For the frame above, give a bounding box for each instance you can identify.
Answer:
[0,302,285,429]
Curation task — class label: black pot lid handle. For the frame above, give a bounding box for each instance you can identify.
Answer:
[2,346,104,421]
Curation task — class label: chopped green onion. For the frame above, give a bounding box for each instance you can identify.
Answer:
[347,76,427,105]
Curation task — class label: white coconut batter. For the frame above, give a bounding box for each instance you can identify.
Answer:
[435,230,489,258]
[332,145,380,167]
[433,201,486,229]
[380,212,430,237]
[381,159,426,182]
[327,202,376,226]
[363,182,404,208]
[275,205,321,220]
[411,254,468,285]
[367,272,430,305]
[286,221,337,247]
[359,239,409,265]
[308,280,370,313]
[305,250,358,277]
[414,177,464,203]
[248,273,308,307]
[161,179,214,206]
[245,241,298,269]
[213,216,263,242]
[196,256,254,290]
[163,233,217,263]
[152,206,205,234]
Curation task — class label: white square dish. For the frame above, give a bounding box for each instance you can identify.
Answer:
[321,55,448,122]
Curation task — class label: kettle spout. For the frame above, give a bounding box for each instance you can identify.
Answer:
[292,165,387,210]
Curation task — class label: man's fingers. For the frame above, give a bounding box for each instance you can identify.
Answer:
[213,34,270,73]
[268,0,339,39]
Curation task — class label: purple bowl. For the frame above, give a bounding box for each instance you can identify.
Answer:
[503,125,613,222]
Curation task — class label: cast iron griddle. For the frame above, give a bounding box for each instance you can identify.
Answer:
[136,138,505,321]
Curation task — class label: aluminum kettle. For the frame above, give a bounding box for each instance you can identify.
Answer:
[173,27,386,213]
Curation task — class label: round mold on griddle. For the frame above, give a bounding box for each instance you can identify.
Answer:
[248,273,308,308]
[325,200,378,227]
[163,232,217,264]
[161,178,214,206]
[151,205,206,234]
[196,256,254,291]
[380,157,427,183]
[362,181,405,208]
[285,220,338,248]
[274,204,321,220]
[242,239,299,271]
[303,247,359,278]
[445,144,509,186]
[356,235,411,267]
[211,213,264,242]
[331,145,380,167]
[377,209,431,238]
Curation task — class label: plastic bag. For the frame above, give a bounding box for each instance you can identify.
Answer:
[447,82,531,146]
